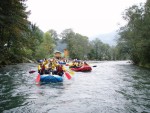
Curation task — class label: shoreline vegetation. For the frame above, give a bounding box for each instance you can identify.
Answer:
[0,57,36,68]
[139,63,150,69]
[0,0,149,69]
[0,59,150,69]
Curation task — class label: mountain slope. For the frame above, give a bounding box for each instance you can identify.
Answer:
[90,31,118,46]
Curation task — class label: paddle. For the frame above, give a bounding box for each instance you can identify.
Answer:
[29,70,36,74]
[64,72,72,80]
[35,74,40,82]
[63,66,73,79]
[68,69,74,75]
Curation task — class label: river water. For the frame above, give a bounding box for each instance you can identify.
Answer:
[0,61,150,113]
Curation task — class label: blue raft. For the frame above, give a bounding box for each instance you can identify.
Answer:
[40,75,63,83]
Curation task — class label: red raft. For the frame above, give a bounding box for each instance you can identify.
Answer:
[70,66,92,72]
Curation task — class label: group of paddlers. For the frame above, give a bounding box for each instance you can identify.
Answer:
[37,58,90,76]
[38,58,66,76]
[69,60,89,68]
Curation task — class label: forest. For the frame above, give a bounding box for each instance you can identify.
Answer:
[0,0,149,68]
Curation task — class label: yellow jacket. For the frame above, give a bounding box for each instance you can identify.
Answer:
[38,65,41,71]
[51,62,58,70]
[43,60,48,65]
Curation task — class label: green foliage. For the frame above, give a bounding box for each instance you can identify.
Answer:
[48,29,59,45]
[0,0,30,64]
[34,32,55,59]
[60,29,117,61]
[42,32,55,54]
[117,0,150,66]
[25,23,44,59]
[88,38,112,60]
[61,29,90,59]
[4,0,148,64]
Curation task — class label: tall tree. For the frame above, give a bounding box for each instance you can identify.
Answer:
[88,38,112,60]
[35,32,55,59]
[61,29,90,59]
[0,0,30,64]
[89,38,103,60]
[25,23,44,59]
[118,0,150,67]
[48,29,58,45]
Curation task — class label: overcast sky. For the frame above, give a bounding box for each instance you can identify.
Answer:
[26,0,146,37]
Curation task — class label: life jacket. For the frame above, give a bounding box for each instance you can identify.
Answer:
[57,65,63,73]
[41,65,45,71]
[38,65,42,71]
[38,64,45,75]
[51,62,58,70]
[43,60,48,65]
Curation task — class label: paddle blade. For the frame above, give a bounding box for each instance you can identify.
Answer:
[29,70,36,74]
[35,74,40,82]
[65,72,71,80]
[69,69,74,75]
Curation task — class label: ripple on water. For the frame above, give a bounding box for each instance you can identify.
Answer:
[0,61,150,113]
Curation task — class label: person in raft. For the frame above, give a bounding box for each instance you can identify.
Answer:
[53,64,65,76]
[38,62,45,75]
[82,62,89,66]
[38,58,49,75]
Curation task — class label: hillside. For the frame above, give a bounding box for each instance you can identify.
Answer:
[90,31,118,46]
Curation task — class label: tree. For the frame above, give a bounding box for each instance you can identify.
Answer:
[0,0,30,64]
[61,29,90,59]
[89,38,104,60]
[35,32,55,59]
[25,23,44,59]
[48,29,59,45]
[118,0,150,67]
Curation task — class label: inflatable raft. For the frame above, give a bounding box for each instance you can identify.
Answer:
[40,74,63,83]
[71,66,92,72]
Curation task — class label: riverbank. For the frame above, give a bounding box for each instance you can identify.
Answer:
[0,57,36,68]
[139,63,150,69]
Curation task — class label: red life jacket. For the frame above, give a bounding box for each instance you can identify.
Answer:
[41,65,45,72]
[57,65,63,72]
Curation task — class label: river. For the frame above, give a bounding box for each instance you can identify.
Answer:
[0,61,150,113]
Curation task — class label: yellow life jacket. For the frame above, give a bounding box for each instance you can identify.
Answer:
[38,65,41,71]
[43,60,48,65]
[62,66,66,71]
[45,65,48,69]
[51,62,58,70]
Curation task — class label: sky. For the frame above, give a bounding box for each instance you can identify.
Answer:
[26,0,146,38]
